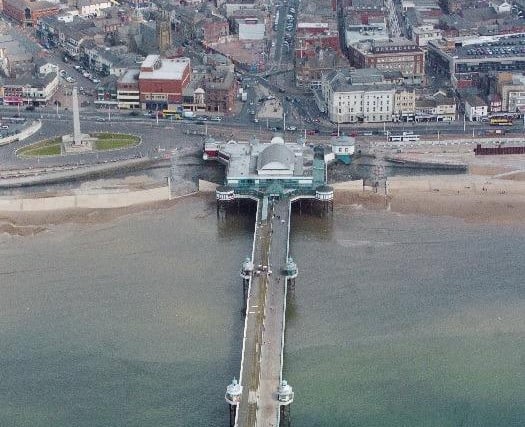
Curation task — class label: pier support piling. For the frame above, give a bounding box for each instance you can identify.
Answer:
[216,185,236,219]
[278,380,294,427]
[279,405,291,427]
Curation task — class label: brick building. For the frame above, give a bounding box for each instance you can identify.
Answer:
[295,22,340,59]
[348,38,425,78]
[2,0,59,27]
[202,69,237,113]
[138,55,191,110]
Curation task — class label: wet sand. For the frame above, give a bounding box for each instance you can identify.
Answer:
[333,174,525,225]
[2,174,524,234]
[0,195,197,236]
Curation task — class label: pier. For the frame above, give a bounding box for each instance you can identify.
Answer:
[204,134,339,426]
[231,195,294,427]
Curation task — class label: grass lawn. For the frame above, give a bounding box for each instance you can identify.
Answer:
[18,133,139,157]
[93,133,139,151]
[18,137,62,157]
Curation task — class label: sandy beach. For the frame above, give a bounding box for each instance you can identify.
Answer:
[333,174,525,225]
[1,175,524,233]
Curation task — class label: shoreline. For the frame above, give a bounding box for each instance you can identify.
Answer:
[1,174,525,235]
[333,174,525,225]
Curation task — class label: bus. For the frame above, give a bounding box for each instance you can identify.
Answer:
[489,116,513,126]
[388,132,420,142]
[162,110,182,119]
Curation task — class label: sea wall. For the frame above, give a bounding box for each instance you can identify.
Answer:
[0,186,170,212]
[0,120,42,146]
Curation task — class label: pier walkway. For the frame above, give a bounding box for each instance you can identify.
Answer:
[236,196,291,427]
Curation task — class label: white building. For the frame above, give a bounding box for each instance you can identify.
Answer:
[322,69,398,123]
[76,0,112,17]
[465,96,488,121]
[411,25,442,47]
[224,1,257,17]
[117,69,140,109]
[393,88,416,121]
[490,0,511,14]
[507,91,525,113]
[324,82,395,123]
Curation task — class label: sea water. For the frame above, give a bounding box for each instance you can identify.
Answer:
[0,197,523,426]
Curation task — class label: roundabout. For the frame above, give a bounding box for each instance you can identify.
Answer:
[17,132,140,158]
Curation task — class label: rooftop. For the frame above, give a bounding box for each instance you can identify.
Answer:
[139,55,190,80]
[204,136,311,182]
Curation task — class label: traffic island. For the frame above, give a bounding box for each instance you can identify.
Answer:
[18,132,140,158]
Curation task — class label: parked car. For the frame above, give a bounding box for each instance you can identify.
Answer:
[211,116,222,121]
[286,126,297,131]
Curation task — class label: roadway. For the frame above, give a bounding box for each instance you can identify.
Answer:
[1,104,524,172]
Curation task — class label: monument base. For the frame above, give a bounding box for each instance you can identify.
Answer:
[62,133,95,153]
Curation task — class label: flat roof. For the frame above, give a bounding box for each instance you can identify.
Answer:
[297,22,329,29]
[140,56,190,80]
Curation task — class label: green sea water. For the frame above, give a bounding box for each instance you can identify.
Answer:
[0,196,523,426]
[285,208,525,426]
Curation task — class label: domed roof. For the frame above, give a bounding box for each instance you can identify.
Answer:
[257,143,295,173]
[194,87,205,94]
